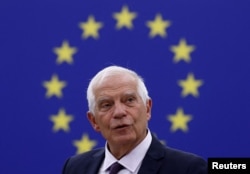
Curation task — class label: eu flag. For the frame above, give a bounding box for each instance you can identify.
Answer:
[1,1,250,173]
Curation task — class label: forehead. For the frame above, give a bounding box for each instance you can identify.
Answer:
[93,74,138,97]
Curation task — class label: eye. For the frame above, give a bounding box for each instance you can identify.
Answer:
[127,97,135,102]
[101,103,111,108]
[125,96,136,105]
[100,102,110,108]
[98,101,113,111]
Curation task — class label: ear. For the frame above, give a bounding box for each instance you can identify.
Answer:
[146,99,152,120]
[87,111,100,132]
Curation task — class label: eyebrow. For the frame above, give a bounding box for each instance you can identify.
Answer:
[123,92,137,97]
[96,97,111,104]
[96,91,137,101]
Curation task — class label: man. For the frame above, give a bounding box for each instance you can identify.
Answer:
[62,65,207,174]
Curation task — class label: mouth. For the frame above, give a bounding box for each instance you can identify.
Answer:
[113,124,130,130]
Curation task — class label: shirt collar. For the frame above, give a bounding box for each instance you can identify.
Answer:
[100,129,152,173]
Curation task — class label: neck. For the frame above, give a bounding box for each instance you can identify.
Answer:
[108,130,148,159]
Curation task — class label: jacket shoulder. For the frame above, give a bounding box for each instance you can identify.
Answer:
[162,146,207,173]
[69,148,103,161]
[62,148,105,174]
[142,135,207,174]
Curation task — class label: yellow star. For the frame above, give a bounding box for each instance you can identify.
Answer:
[50,108,74,132]
[42,74,67,98]
[113,5,137,29]
[168,108,192,132]
[53,41,77,64]
[178,73,204,97]
[79,15,103,39]
[146,14,171,38]
[73,134,97,154]
[170,39,195,63]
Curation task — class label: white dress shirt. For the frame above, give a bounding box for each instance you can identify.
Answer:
[98,130,152,174]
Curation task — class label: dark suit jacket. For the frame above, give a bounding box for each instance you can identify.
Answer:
[62,135,207,174]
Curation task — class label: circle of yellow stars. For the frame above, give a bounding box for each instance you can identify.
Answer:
[42,4,204,154]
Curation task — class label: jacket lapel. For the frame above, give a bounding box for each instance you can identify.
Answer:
[86,149,105,174]
[138,135,165,174]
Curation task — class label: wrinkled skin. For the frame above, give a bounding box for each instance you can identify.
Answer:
[87,74,152,159]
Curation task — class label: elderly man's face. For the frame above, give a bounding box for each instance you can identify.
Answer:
[87,74,152,150]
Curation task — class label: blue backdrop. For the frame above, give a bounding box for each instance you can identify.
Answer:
[0,0,250,173]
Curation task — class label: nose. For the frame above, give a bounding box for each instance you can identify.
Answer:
[113,102,126,118]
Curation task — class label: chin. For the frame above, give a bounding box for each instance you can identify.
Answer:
[112,134,136,145]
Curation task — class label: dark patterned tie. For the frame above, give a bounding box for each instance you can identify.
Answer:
[109,162,124,174]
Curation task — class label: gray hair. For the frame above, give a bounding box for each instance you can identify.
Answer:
[87,66,150,113]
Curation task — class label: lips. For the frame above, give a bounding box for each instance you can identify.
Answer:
[115,124,129,129]
[112,124,131,130]
[110,119,132,129]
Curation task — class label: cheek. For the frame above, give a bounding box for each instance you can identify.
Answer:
[141,111,150,125]
[96,115,110,129]
[134,111,148,126]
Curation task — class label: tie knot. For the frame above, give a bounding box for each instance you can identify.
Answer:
[109,162,124,174]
